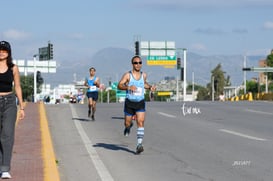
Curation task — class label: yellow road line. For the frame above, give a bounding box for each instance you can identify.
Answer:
[39,102,60,181]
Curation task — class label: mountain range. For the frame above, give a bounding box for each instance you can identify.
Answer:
[42,47,265,88]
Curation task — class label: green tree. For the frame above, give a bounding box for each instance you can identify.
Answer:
[197,63,230,101]
[20,75,34,101]
[20,72,44,101]
[210,63,228,99]
[187,84,204,92]
[246,80,258,93]
[197,86,210,100]
[266,49,273,80]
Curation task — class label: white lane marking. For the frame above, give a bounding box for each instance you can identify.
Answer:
[246,109,273,115]
[70,104,114,181]
[158,112,176,118]
[219,129,267,141]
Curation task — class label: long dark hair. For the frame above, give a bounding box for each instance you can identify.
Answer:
[7,49,14,69]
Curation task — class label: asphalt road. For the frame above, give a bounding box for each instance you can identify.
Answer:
[45,101,273,181]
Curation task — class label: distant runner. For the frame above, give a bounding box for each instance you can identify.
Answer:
[84,67,100,121]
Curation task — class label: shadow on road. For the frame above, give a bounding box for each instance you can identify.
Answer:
[111,116,124,120]
[93,143,136,154]
[72,117,92,122]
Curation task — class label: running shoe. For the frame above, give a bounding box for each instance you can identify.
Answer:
[136,144,144,154]
[1,172,11,179]
[123,122,133,136]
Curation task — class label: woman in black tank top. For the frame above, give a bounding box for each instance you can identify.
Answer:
[0,40,25,179]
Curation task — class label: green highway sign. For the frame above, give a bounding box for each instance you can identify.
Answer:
[111,82,126,97]
[147,55,176,60]
[111,82,118,90]
[116,90,126,97]
[147,55,177,66]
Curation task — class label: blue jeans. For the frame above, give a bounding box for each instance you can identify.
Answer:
[0,93,17,172]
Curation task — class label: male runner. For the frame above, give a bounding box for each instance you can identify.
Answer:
[84,67,100,121]
[118,55,156,154]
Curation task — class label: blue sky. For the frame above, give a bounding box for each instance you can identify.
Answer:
[1,0,273,61]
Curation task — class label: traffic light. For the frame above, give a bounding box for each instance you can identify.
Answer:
[48,43,53,60]
[36,71,44,84]
[135,41,140,56]
[177,58,181,70]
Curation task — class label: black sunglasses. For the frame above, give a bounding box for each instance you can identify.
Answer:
[133,61,142,65]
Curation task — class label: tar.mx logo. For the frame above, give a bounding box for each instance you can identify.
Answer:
[181,103,201,116]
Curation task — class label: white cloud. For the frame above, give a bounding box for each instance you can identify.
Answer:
[2,29,29,40]
[263,21,273,30]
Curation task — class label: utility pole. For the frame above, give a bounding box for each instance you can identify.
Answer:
[192,71,195,100]
[212,76,215,101]
[176,76,179,101]
[183,48,187,101]
[243,55,247,94]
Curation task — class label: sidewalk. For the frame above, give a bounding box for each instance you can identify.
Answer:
[10,102,59,181]
[11,102,43,181]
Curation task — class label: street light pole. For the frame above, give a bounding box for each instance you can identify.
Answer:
[212,76,215,101]
[243,55,247,94]
[192,71,194,100]
[183,48,187,101]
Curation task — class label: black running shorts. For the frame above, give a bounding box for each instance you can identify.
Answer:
[124,98,145,116]
[86,92,98,101]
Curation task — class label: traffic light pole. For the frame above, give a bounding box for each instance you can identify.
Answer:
[243,56,247,94]
[242,66,273,94]
[183,48,187,101]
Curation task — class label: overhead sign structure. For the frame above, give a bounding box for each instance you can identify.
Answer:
[39,47,49,60]
[140,41,176,68]
[14,58,57,103]
[14,60,57,74]
[140,41,176,56]
[39,42,53,61]
[242,67,273,72]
